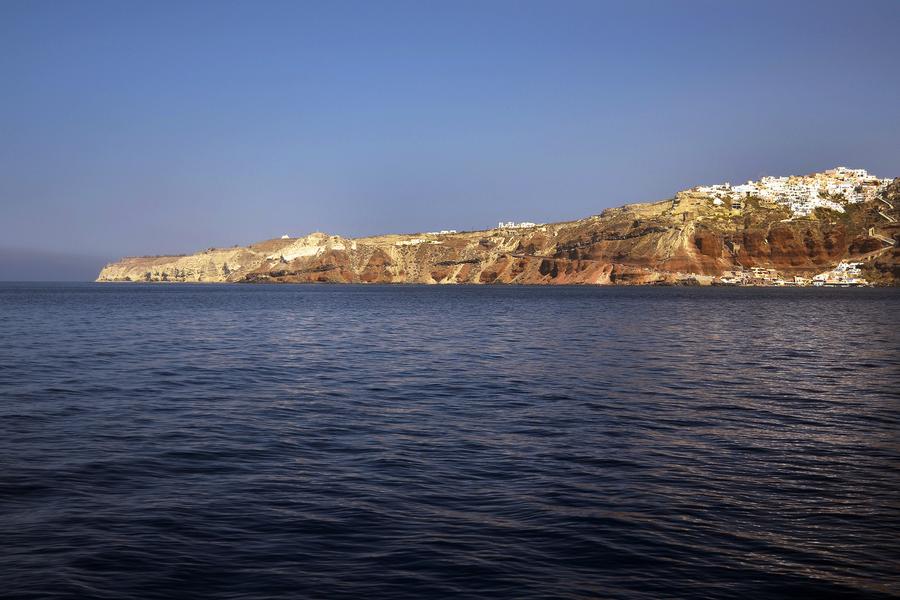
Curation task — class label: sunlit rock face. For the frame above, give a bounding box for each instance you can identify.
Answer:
[98,173,900,285]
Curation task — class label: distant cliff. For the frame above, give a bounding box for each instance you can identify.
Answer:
[98,171,899,285]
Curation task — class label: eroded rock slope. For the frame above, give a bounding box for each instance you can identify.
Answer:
[98,180,900,285]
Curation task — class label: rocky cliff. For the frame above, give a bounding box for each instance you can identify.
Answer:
[97,176,900,285]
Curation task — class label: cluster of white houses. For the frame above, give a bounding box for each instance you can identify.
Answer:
[812,261,867,286]
[717,261,868,287]
[695,167,893,217]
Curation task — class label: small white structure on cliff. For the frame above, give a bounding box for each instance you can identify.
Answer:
[498,221,538,229]
[395,238,427,246]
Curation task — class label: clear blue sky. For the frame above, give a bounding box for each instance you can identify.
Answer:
[1,0,899,279]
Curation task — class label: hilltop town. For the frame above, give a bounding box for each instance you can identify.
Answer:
[693,167,892,217]
[97,167,899,286]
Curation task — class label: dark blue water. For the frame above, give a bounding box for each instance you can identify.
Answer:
[1,283,898,599]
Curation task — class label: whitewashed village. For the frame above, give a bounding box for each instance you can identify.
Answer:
[694,167,892,216]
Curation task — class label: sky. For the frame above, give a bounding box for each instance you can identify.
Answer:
[1,0,899,280]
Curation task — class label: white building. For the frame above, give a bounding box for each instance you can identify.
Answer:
[498,221,538,229]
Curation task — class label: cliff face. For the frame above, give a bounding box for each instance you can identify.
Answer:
[97,183,899,285]
[859,179,900,285]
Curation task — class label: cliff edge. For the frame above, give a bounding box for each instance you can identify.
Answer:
[97,170,899,285]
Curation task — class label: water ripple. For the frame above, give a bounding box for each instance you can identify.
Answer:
[0,283,898,599]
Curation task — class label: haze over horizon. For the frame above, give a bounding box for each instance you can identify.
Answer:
[2,0,899,280]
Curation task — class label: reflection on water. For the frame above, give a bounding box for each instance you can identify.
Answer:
[0,283,898,599]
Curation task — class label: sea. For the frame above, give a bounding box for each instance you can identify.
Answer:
[1,282,898,599]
